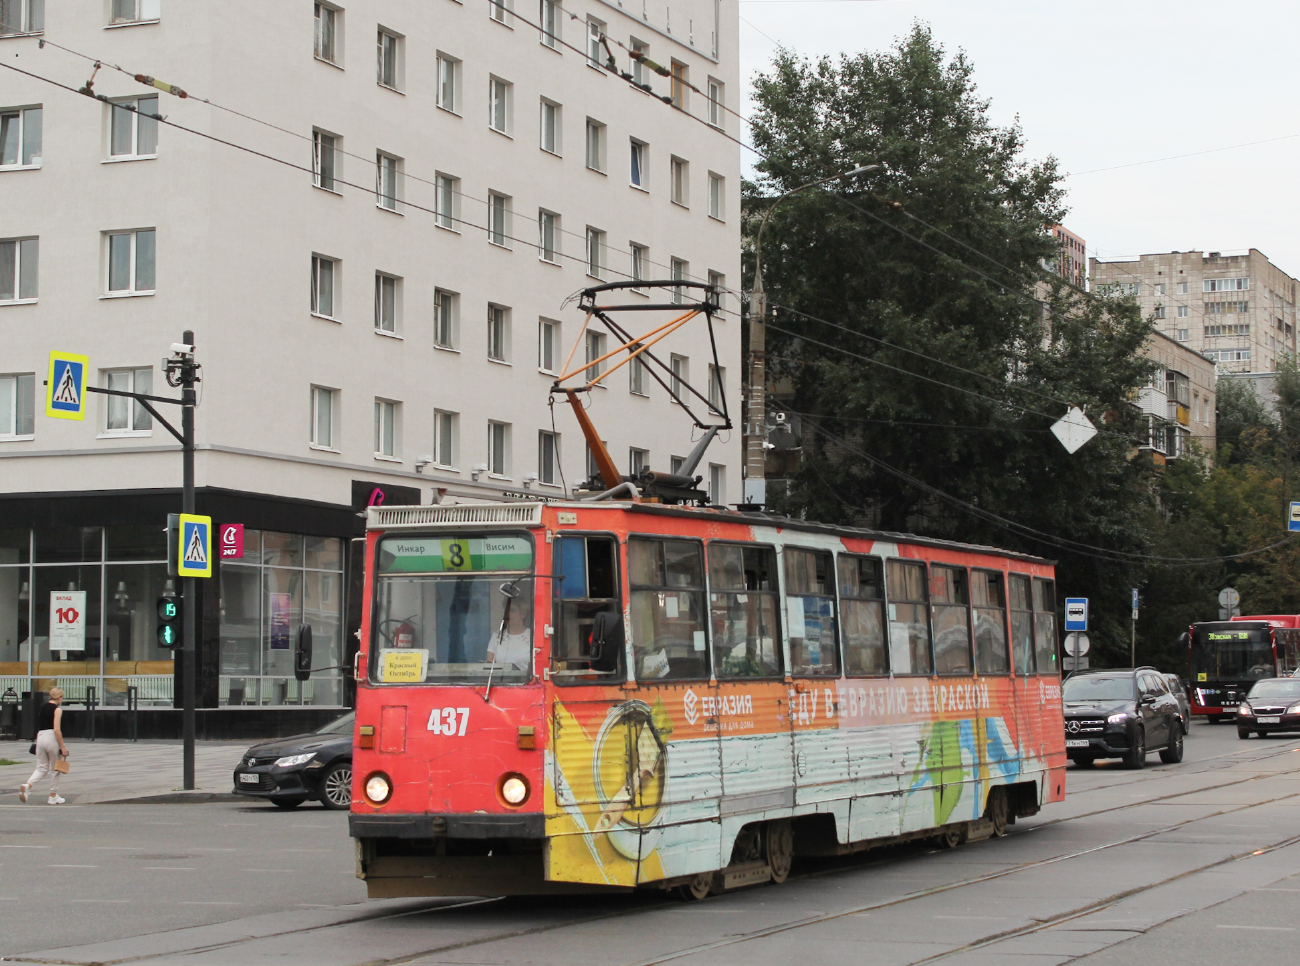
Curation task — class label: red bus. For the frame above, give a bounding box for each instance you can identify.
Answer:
[345,500,1067,898]
[1184,615,1300,721]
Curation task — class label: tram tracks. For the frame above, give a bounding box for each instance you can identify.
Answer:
[11,741,1300,966]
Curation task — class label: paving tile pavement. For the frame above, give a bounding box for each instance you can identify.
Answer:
[0,737,249,804]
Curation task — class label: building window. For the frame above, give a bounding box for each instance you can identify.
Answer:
[587,18,604,68]
[539,318,558,372]
[109,95,158,158]
[708,364,725,414]
[631,39,648,86]
[1205,277,1249,292]
[312,129,338,190]
[110,0,159,25]
[489,77,511,134]
[436,53,461,114]
[708,464,725,505]
[708,173,724,220]
[670,354,687,401]
[310,386,336,449]
[539,0,560,47]
[707,78,724,127]
[630,139,646,188]
[313,3,338,63]
[1154,283,1166,296]
[0,0,43,34]
[670,454,685,474]
[106,229,155,295]
[629,447,648,476]
[1154,305,1166,319]
[670,257,688,303]
[103,367,152,434]
[708,271,726,312]
[311,254,337,318]
[1,106,41,168]
[670,60,688,109]
[0,236,37,303]
[1175,328,1189,342]
[1177,305,1189,318]
[488,420,510,476]
[434,409,458,467]
[376,152,401,211]
[630,356,648,395]
[586,227,604,278]
[488,192,510,247]
[435,173,459,229]
[538,431,559,485]
[490,0,511,25]
[670,156,688,207]
[374,273,399,333]
[376,27,402,89]
[585,118,605,172]
[0,372,35,438]
[488,304,510,362]
[630,243,647,291]
[538,210,559,263]
[374,399,398,458]
[1177,281,1189,295]
[434,288,458,349]
[586,330,606,378]
[540,98,560,154]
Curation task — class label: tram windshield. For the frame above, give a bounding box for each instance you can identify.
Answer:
[1191,624,1274,682]
[370,533,534,685]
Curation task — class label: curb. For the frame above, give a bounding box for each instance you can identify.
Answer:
[96,791,246,804]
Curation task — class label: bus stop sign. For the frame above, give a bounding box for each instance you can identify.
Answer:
[1065,598,1088,631]
[1290,502,1300,532]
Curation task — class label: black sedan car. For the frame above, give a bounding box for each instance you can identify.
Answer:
[232,712,353,809]
[1063,668,1184,769]
[1237,678,1300,738]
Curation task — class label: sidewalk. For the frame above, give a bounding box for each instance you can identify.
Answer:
[0,737,249,804]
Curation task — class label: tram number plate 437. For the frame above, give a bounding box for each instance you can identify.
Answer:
[1065,739,1090,748]
[428,707,470,736]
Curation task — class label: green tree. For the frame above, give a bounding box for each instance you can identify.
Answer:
[747,26,1160,658]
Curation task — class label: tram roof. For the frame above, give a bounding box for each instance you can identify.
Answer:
[367,500,1055,567]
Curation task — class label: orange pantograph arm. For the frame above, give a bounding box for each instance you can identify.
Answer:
[564,389,624,492]
[554,309,700,389]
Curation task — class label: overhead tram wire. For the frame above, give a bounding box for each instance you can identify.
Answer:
[787,409,1300,566]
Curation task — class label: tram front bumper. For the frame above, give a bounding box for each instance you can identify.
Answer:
[350,812,545,840]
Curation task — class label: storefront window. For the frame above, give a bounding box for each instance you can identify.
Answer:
[34,527,103,564]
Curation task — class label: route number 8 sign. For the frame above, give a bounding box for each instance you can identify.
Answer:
[50,590,87,654]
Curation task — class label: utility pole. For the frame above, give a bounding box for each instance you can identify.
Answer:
[745,164,879,507]
[167,333,200,790]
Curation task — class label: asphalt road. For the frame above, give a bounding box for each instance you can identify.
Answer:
[4,720,1300,966]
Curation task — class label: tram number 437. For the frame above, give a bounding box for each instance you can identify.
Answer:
[428,707,470,736]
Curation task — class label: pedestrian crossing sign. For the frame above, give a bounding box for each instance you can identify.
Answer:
[177,514,213,578]
[46,351,89,420]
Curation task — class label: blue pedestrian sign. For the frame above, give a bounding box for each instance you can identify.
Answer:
[177,513,213,578]
[1065,597,1088,631]
[1289,502,1300,532]
[46,351,88,421]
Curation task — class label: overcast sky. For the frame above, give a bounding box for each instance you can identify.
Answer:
[737,0,1300,274]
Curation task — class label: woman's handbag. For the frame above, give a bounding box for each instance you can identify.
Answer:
[52,757,69,775]
[28,741,35,755]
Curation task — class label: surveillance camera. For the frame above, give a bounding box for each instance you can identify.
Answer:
[773,412,787,424]
[170,343,195,356]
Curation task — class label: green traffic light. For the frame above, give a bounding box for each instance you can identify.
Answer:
[158,624,178,647]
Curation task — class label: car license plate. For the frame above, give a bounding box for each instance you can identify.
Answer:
[238,773,260,784]
[1258,716,1281,724]
[1065,739,1089,748]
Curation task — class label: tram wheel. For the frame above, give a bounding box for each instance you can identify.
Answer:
[676,873,715,901]
[765,819,794,884]
[985,787,1009,837]
[935,824,967,849]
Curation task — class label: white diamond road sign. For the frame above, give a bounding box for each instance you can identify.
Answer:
[1051,406,1098,455]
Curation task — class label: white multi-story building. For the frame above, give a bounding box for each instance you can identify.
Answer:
[0,0,740,732]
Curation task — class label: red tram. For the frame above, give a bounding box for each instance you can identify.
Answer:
[345,500,1067,897]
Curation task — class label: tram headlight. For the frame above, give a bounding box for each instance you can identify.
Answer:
[499,773,530,806]
[364,772,392,805]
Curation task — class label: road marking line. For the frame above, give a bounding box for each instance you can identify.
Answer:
[69,899,129,903]
[49,864,98,868]
[1216,925,1296,931]
[144,867,195,871]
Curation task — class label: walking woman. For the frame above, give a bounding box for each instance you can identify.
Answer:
[20,688,68,805]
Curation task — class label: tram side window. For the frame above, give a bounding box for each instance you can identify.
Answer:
[1008,574,1035,674]
[932,565,973,675]
[708,543,782,678]
[629,537,709,680]
[971,570,1009,676]
[784,548,839,676]
[553,534,624,680]
[838,554,887,676]
[1033,577,1059,676]
[886,559,932,675]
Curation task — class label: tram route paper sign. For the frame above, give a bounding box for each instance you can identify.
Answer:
[49,590,86,654]
[379,649,428,683]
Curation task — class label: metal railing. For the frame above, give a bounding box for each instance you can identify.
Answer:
[2,675,174,707]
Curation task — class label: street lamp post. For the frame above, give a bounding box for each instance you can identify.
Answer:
[744,164,880,507]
